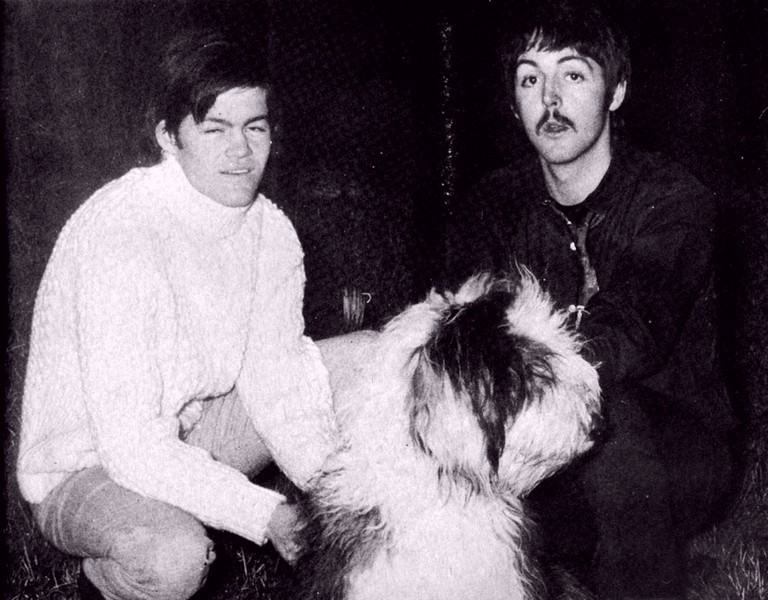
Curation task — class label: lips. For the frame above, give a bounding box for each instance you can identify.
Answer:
[221,168,253,175]
[540,121,570,135]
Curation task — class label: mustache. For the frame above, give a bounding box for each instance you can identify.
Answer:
[536,111,575,134]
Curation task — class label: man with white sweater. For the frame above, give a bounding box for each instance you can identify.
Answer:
[17,29,340,600]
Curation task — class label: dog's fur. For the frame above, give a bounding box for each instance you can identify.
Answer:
[299,273,602,600]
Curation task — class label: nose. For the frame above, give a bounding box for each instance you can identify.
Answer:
[226,131,252,158]
[542,79,561,108]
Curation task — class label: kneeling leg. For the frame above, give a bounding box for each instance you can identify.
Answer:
[33,467,215,600]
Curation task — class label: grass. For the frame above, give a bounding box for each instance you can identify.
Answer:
[4,437,767,600]
[4,529,289,600]
[686,425,768,600]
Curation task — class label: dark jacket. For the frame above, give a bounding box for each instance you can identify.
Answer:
[444,142,735,433]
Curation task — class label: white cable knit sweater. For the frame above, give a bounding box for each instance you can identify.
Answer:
[17,156,340,545]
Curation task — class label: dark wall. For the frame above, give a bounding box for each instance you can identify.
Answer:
[266,0,444,337]
[3,0,767,389]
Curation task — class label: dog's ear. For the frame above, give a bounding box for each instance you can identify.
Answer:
[421,289,528,474]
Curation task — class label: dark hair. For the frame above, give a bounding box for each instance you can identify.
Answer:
[499,0,630,103]
[145,28,270,159]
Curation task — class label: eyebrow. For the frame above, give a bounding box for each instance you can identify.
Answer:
[516,55,594,72]
[202,114,269,126]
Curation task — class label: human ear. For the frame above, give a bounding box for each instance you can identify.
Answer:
[155,120,179,155]
[608,81,627,112]
[510,95,522,120]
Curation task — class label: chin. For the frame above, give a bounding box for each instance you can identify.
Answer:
[213,186,259,208]
[539,144,599,168]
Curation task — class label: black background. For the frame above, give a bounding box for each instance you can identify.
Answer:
[3,0,767,423]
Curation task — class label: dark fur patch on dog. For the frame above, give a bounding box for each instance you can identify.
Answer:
[292,471,390,600]
[411,286,557,474]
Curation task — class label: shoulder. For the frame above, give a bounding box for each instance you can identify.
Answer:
[598,144,715,233]
[620,146,714,214]
[55,165,167,269]
[64,165,159,236]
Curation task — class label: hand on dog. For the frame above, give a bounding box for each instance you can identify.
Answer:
[266,502,303,566]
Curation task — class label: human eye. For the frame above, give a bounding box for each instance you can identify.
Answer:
[517,73,538,88]
[565,71,586,83]
[246,122,269,135]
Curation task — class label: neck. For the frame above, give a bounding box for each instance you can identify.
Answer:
[158,156,252,238]
[541,125,613,206]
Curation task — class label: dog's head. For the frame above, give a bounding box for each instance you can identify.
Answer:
[383,272,602,494]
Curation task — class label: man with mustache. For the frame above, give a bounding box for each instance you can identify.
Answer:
[444,1,736,598]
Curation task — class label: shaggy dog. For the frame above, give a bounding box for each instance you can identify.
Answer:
[299,273,602,600]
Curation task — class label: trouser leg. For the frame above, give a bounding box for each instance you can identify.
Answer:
[579,394,683,598]
[651,400,734,541]
[32,467,215,600]
[32,388,274,600]
[528,387,733,599]
[184,386,273,478]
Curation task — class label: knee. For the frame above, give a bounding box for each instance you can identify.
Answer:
[148,529,215,599]
[108,523,216,600]
[580,441,671,519]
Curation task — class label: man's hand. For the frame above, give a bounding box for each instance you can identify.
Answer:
[266,502,303,565]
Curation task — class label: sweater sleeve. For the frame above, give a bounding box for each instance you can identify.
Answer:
[237,204,340,490]
[74,229,283,545]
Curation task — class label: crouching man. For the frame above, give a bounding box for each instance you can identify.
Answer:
[17,28,339,600]
[444,1,737,598]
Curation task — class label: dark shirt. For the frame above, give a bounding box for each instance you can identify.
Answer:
[444,142,734,433]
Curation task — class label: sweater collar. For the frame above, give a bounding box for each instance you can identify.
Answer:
[152,155,252,238]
